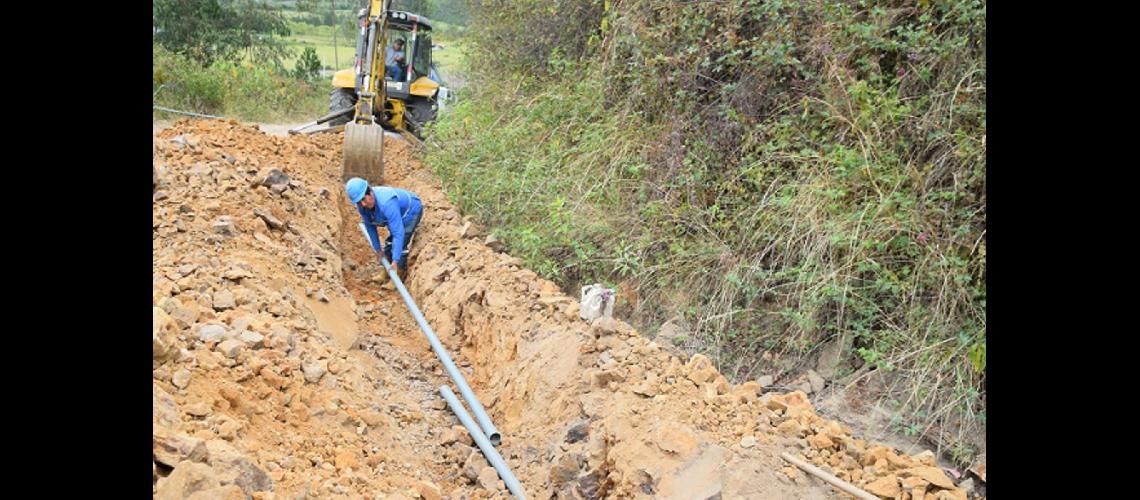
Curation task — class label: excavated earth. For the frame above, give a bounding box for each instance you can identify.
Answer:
[152,119,971,500]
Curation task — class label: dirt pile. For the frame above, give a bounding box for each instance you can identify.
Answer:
[153,118,972,499]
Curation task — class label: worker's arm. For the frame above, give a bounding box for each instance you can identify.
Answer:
[381,198,406,267]
[358,206,383,252]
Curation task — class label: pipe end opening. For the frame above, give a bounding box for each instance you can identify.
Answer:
[489,433,501,446]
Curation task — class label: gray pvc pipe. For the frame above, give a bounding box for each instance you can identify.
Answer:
[358,222,502,445]
[440,385,526,499]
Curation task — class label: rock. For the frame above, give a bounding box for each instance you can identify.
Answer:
[776,420,807,438]
[317,187,330,199]
[154,190,169,201]
[589,316,621,337]
[253,208,284,230]
[153,307,179,362]
[806,370,826,393]
[198,324,226,343]
[189,484,246,499]
[185,402,212,418]
[484,234,504,252]
[416,480,442,500]
[757,375,774,387]
[153,430,209,467]
[213,290,236,310]
[903,466,955,489]
[815,336,849,380]
[154,461,220,500]
[154,384,182,429]
[656,424,699,456]
[790,376,814,395]
[171,307,200,329]
[222,267,254,281]
[565,422,589,444]
[934,489,968,500]
[239,330,265,348]
[968,455,986,482]
[459,221,475,239]
[655,317,690,341]
[958,478,975,495]
[477,466,502,492]
[864,475,901,498]
[205,439,273,494]
[439,427,464,446]
[913,450,936,467]
[303,360,328,383]
[335,451,359,471]
[212,217,237,236]
[259,168,290,187]
[270,183,289,195]
[548,453,583,487]
[218,420,242,440]
[740,436,757,448]
[807,434,835,450]
[216,339,243,359]
[463,450,490,481]
[172,369,192,389]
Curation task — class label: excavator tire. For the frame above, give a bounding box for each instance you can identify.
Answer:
[328,88,358,127]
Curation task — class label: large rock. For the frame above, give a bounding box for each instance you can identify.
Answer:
[902,466,955,489]
[188,484,246,500]
[216,339,243,359]
[153,429,209,467]
[484,234,504,252]
[154,461,220,500]
[303,360,328,383]
[815,335,850,380]
[212,217,237,236]
[253,208,284,231]
[258,168,290,187]
[239,330,265,348]
[153,307,179,363]
[153,384,181,430]
[197,324,226,343]
[463,450,490,481]
[864,475,901,498]
[212,290,236,311]
[477,466,503,492]
[655,317,690,342]
[205,440,273,494]
[172,368,192,389]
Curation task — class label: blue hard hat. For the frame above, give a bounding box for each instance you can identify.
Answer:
[345,177,369,203]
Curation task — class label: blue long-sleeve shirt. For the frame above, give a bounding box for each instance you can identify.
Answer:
[356,186,414,266]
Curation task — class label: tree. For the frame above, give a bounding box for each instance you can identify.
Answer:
[153,0,292,67]
[294,47,323,80]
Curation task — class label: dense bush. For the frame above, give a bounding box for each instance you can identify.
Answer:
[153,44,326,122]
[427,0,985,464]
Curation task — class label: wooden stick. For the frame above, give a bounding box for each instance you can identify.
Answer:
[781,452,879,500]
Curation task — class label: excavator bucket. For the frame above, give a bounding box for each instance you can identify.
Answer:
[342,122,385,183]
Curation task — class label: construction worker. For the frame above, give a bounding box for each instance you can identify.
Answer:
[344,178,423,279]
[385,38,406,81]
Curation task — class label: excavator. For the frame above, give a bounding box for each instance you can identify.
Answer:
[290,0,446,184]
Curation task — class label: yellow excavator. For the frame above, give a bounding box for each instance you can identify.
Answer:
[291,0,445,183]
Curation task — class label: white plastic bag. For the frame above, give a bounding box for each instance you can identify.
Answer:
[579,283,615,322]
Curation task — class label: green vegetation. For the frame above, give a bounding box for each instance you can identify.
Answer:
[153,0,470,121]
[425,0,985,464]
[153,43,326,122]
